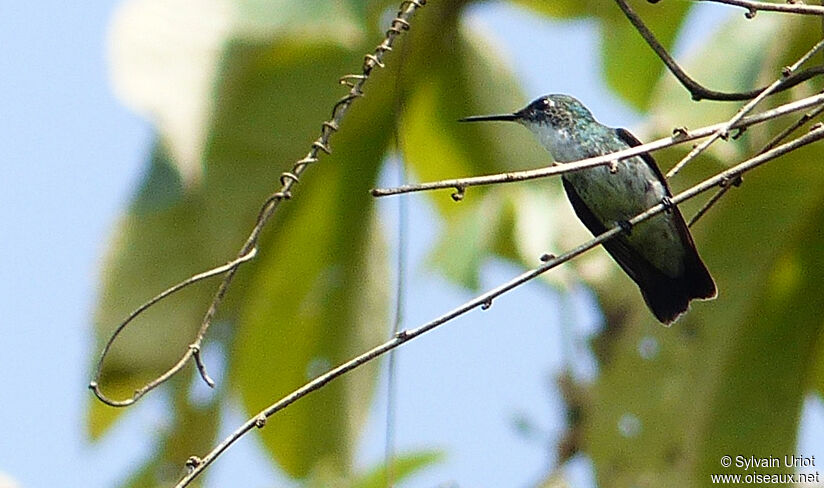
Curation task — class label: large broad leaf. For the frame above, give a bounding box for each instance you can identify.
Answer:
[401,1,544,210]
[573,16,824,487]
[229,54,395,475]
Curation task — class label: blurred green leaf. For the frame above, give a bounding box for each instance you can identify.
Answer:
[299,450,441,488]
[350,450,444,488]
[428,192,512,289]
[93,0,395,477]
[600,1,691,110]
[227,37,395,475]
[512,0,691,110]
[231,170,390,478]
[509,0,596,19]
[90,142,220,437]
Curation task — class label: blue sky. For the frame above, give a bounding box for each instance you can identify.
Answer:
[1,2,821,488]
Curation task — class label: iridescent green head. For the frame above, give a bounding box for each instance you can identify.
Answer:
[459,94,601,162]
[459,94,595,131]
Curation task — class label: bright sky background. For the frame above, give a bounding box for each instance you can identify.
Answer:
[1,2,822,488]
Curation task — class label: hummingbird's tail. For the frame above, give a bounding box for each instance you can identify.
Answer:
[638,251,716,324]
[560,177,716,324]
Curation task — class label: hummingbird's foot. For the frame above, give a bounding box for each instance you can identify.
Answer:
[661,196,675,214]
[618,220,633,235]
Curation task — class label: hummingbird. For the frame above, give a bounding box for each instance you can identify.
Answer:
[460,94,716,324]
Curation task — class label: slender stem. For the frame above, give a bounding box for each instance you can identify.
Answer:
[689,99,824,227]
[174,125,824,488]
[370,92,824,198]
[667,38,824,178]
[695,0,824,16]
[88,248,257,405]
[384,25,413,486]
[615,0,824,101]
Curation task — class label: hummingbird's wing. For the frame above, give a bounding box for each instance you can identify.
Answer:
[614,128,671,192]
[614,129,715,300]
[560,128,716,323]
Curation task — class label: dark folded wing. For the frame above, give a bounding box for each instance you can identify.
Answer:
[614,128,716,301]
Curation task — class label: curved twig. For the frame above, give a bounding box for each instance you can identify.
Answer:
[90,0,428,407]
[617,0,824,101]
[174,125,824,488]
[88,249,257,405]
[666,38,824,177]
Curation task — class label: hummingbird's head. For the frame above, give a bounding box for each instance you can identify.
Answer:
[514,94,595,130]
[459,94,595,132]
[459,94,598,160]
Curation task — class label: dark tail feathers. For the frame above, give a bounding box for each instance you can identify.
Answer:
[640,253,716,324]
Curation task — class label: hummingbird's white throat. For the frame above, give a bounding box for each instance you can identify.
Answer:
[521,122,579,163]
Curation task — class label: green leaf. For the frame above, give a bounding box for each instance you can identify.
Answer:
[350,450,444,488]
[232,204,390,479]
[227,39,395,475]
[90,142,221,438]
[509,0,593,19]
[509,0,691,110]
[600,1,691,110]
[92,0,384,444]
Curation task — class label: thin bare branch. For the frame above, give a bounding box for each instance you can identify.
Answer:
[667,38,824,178]
[370,92,824,198]
[695,0,824,16]
[689,98,824,226]
[174,124,824,488]
[616,0,824,101]
[687,176,741,227]
[89,0,428,407]
[760,98,824,153]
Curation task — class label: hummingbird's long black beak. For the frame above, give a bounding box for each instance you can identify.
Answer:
[458,113,519,123]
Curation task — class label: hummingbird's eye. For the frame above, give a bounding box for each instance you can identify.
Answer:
[539,98,556,110]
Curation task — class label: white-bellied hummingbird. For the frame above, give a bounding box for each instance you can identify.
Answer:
[460,94,716,324]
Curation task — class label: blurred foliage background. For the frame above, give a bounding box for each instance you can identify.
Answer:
[90,0,824,486]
